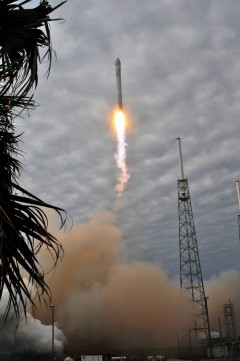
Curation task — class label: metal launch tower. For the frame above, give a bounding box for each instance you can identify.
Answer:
[177,138,211,342]
[224,301,237,359]
[224,301,237,344]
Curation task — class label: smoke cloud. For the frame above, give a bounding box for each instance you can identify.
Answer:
[0,287,66,358]
[2,210,239,356]
[37,211,191,353]
[206,269,240,334]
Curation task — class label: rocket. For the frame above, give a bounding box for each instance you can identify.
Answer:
[115,58,123,109]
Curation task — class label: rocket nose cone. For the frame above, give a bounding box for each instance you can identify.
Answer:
[115,58,121,66]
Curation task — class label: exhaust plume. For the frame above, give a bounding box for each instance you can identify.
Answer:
[113,110,130,197]
[3,211,239,356]
[205,269,240,333]
[37,211,191,353]
[34,210,240,355]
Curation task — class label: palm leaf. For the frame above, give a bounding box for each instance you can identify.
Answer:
[0,0,68,319]
[0,0,67,98]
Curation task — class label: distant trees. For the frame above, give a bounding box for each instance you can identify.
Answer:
[0,0,67,318]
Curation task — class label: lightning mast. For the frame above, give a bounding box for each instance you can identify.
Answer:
[177,138,211,342]
[236,181,240,242]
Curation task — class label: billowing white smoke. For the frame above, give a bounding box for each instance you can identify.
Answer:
[0,287,66,356]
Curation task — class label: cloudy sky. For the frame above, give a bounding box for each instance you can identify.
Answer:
[18,0,240,281]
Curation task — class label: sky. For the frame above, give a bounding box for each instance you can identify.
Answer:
[6,0,240,353]
[18,0,240,279]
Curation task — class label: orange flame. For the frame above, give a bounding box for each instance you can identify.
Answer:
[114,109,125,134]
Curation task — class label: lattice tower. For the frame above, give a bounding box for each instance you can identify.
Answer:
[177,138,211,341]
[224,302,237,343]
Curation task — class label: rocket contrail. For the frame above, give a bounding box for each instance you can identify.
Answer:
[114,110,130,196]
[114,58,130,197]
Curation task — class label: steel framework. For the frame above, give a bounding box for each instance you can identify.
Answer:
[177,138,211,341]
[224,302,237,343]
[178,179,209,338]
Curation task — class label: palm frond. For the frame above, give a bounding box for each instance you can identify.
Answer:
[0,0,68,319]
[0,118,67,318]
[0,0,67,98]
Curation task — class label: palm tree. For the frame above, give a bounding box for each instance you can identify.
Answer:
[0,0,67,319]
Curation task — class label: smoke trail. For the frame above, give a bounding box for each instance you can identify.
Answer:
[0,286,66,358]
[114,110,130,197]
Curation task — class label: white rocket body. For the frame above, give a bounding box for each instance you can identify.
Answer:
[115,58,123,109]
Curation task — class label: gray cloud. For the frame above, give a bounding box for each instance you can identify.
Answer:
[16,0,240,280]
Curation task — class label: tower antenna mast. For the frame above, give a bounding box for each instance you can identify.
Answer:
[236,181,240,242]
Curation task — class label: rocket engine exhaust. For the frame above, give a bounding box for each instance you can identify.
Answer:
[113,58,130,197]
